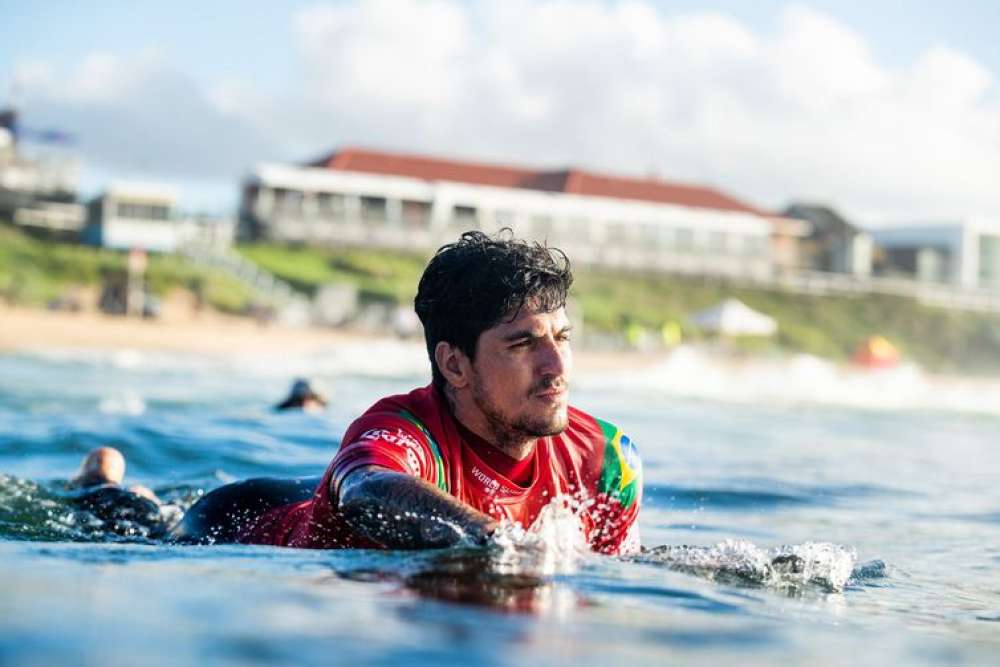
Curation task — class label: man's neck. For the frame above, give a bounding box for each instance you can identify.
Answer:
[442,385,536,460]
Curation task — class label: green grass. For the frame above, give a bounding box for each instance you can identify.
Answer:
[0,225,255,314]
[574,268,1000,373]
[237,242,429,304]
[236,241,1000,373]
[8,227,1000,374]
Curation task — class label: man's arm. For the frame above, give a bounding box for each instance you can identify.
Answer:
[335,465,498,549]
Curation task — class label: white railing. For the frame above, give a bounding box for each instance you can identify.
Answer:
[250,214,1000,314]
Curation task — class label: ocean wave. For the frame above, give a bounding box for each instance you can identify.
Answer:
[578,346,1000,415]
[643,481,916,511]
[636,539,860,593]
[12,341,430,380]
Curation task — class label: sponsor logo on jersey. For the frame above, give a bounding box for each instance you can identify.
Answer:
[359,427,427,470]
[470,465,501,495]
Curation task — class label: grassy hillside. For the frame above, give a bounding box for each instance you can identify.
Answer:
[0,225,255,313]
[235,241,1000,374]
[573,270,1000,372]
[5,225,1000,374]
[237,243,427,304]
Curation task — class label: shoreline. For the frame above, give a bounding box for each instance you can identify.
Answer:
[9,303,1000,384]
[7,304,1000,414]
[0,304,660,372]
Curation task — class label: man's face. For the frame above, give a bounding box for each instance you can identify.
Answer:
[466,306,573,447]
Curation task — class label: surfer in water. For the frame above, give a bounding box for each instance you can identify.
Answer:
[274,378,329,412]
[65,446,172,538]
[174,230,644,553]
[63,231,809,581]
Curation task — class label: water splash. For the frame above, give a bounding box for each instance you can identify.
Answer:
[488,496,591,576]
[637,539,859,593]
[0,474,189,543]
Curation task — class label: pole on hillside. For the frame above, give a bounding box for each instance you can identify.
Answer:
[127,247,147,318]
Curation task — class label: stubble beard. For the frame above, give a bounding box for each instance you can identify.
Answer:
[470,374,569,455]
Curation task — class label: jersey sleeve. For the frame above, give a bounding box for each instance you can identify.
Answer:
[330,412,441,494]
[591,422,644,556]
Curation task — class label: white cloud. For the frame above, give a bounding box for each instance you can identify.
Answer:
[14,50,280,184]
[10,1,1000,221]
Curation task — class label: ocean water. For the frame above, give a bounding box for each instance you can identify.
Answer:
[1,342,998,666]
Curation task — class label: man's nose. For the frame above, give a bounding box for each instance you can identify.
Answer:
[536,336,568,377]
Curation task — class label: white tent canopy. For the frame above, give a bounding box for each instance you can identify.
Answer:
[688,298,777,336]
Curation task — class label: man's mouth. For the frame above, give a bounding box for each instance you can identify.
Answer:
[532,381,568,401]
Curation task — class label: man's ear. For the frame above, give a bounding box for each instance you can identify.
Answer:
[435,341,471,389]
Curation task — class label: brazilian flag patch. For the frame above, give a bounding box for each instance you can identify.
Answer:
[595,418,641,509]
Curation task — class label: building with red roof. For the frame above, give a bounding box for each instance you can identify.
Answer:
[240,146,806,276]
[308,147,768,216]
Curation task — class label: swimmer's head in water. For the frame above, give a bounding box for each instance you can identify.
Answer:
[415,230,573,392]
[72,446,126,488]
[276,378,329,411]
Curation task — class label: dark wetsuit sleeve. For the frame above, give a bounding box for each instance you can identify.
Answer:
[330,413,439,495]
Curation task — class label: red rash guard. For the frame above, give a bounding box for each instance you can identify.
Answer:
[238,385,642,555]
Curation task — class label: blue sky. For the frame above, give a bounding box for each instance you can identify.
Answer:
[2,1,998,221]
[4,1,998,79]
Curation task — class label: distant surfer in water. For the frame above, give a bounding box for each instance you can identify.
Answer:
[173,230,644,553]
[274,378,329,412]
[66,446,171,537]
[68,446,160,503]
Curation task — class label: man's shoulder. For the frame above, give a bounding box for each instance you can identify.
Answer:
[562,406,642,506]
[564,405,625,445]
[347,386,441,431]
[359,384,438,419]
[343,384,447,452]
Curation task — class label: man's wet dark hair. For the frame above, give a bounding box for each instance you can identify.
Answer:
[415,229,573,391]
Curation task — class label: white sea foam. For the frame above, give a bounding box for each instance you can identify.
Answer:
[641,538,858,592]
[19,339,429,380]
[98,392,146,416]
[21,341,1000,414]
[580,345,1000,415]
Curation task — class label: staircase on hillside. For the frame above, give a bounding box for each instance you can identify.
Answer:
[178,241,312,326]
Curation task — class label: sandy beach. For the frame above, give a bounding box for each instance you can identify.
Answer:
[0,302,657,372]
[0,304,361,357]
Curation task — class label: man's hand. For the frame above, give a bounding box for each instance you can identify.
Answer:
[335,466,498,549]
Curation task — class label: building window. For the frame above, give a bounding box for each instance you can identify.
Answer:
[606,221,628,244]
[675,228,694,251]
[743,235,767,257]
[452,205,478,228]
[708,231,728,253]
[658,227,675,249]
[402,200,431,228]
[316,192,346,221]
[116,202,169,221]
[360,196,387,223]
[640,223,660,246]
[275,188,303,216]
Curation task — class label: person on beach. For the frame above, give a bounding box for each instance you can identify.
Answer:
[174,231,643,554]
[274,378,329,412]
